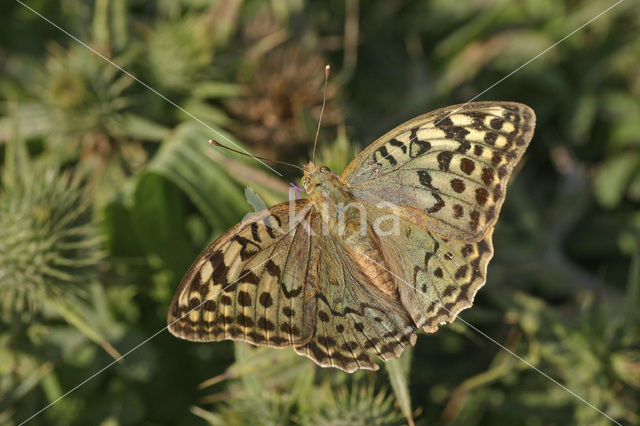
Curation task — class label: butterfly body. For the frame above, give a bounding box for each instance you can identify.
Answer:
[303,162,398,297]
[168,102,536,372]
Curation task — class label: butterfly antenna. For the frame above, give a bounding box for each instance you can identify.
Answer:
[312,64,330,164]
[208,139,303,171]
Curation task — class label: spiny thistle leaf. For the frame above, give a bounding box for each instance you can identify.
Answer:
[0,156,103,321]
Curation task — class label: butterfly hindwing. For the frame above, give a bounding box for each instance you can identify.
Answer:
[295,225,417,372]
[342,102,535,243]
[371,206,495,332]
[167,199,318,347]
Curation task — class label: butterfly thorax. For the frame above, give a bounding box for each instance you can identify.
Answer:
[302,162,397,297]
[302,162,351,223]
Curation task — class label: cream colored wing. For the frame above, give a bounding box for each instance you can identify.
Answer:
[167,199,318,347]
[341,102,535,242]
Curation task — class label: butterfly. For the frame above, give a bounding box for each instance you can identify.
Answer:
[167,101,536,372]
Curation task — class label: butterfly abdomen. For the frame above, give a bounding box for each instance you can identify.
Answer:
[332,221,397,298]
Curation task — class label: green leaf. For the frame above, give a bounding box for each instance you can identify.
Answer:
[131,172,195,276]
[611,349,640,389]
[199,345,312,390]
[385,346,414,426]
[568,94,597,145]
[191,81,244,99]
[115,113,171,141]
[603,92,640,150]
[594,154,640,208]
[102,200,146,258]
[623,247,640,341]
[1,121,29,190]
[92,0,110,47]
[45,297,121,361]
[145,122,249,232]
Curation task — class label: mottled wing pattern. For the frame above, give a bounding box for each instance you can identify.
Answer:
[167,199,318,347]
[342,102,535,242]
[371,205,494,332]
[295,221,417,372]
[169,101,535,373]
[168,200,417,373]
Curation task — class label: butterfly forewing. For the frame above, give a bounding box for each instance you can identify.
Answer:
[342,102,535,243]
[167,199,318,347]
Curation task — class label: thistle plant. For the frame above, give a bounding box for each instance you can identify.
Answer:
[0,140,103,321]
[146,16,215,92]
[301,384,404,426]
[227,46,343,161]
[193,345,405,425]
[11,43,140,161]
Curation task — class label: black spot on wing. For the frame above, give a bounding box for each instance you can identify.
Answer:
[250,222,261,243]
[410,139,431,158]
[374,146,398,166]
[233,236,261,261]
[389,138,407,153]
[437,151,453,171]
[210,250,229,284]
[435,116,470,142]
[417,170,432,188]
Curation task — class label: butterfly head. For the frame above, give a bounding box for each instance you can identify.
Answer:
[301,162,342,195]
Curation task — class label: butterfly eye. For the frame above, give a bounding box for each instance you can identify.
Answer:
[320,166,330,174]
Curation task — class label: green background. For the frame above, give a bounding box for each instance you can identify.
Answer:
[1,0,639,425]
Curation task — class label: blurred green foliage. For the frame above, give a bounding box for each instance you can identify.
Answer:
[1,0,639,425]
